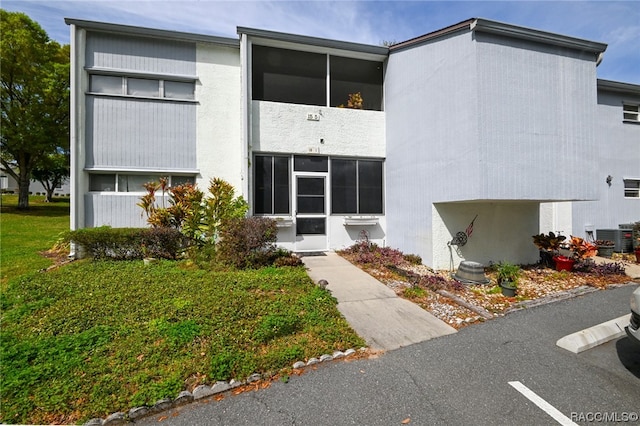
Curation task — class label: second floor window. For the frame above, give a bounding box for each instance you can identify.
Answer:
[623,103,639,123]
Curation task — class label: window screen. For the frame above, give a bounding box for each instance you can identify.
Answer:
[330,159,383,214]
[90,75,122,94]
[89,174,116,192]
[165,81,195,100]
[127,78,159,97]
[254,155,290,214]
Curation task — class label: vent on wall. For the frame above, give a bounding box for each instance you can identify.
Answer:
[596,229,633,252]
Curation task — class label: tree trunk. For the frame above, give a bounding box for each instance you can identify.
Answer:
[18,170,31,209]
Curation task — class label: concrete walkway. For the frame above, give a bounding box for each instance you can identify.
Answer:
[301,252,457,351]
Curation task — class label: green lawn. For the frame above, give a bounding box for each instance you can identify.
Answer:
[1,195,70,287]
[0,196,364,424]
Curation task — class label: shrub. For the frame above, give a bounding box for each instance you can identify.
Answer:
[575,258,626,275]
[273,254,303,267]
[68,226,186,260]
[340,241,406,268]
[403,253,422,265]
[216,217,278,269]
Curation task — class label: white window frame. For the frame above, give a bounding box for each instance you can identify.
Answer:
[88,72,196,102]
[623,102,639,123]
[623,179,640,199]
[88,173,195,193]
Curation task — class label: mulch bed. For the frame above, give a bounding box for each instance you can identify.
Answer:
[339,253,638,330]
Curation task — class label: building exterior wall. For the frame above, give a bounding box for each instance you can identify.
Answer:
[385,30,479,265]
[195,42,243,191]
[251,101,385,157]
[68,18,633,267]
[570,85,640,238]
[475,33,599,201]
[386,27,602,268]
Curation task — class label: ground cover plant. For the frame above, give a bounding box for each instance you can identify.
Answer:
[338,240,634,329]
[0,196,363,424]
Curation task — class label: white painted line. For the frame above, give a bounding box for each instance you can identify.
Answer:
[508,381,578,426]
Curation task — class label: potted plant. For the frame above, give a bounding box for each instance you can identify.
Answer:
[496,262,520,297]
[594,239,615,258]
[532,232,566,268]
[555,236,597,271]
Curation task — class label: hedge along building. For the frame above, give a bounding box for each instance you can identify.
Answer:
[66,18,640,269]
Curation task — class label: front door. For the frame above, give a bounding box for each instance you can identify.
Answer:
[294,175,327,251]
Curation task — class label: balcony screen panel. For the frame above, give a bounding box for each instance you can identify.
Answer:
[252,45,326,106]
[330,56,383,111]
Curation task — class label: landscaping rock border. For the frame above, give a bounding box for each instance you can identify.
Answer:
[82,347,365,425]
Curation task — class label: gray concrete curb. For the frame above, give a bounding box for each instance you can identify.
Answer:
[556,314,631,354]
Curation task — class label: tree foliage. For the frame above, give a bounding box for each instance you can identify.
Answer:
[31,152,69,202]
[0,10,70,209]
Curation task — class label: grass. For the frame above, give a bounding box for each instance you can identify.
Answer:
[1,195,70,287]
[0,196,364,424]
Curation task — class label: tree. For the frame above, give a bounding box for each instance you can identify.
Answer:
[31,151,70,202]
[1,10,70,209]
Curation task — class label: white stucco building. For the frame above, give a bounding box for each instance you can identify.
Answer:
[66,17,640,269]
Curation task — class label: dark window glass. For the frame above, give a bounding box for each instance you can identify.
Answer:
[330,56,383,111]
[252,45,326,106]
[330,158,383,214]
[254,155,290,214]
[297,177,324,214]
[358,161,383,214]
[296,218,325,235]
[273,157,290,214]
[331,159,357,213]
[89,174,115,192]
[294,156,328,172]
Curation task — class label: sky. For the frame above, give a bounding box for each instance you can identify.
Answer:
[3,0,639,84]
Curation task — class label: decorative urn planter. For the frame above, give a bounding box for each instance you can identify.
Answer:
[553,255,575,272]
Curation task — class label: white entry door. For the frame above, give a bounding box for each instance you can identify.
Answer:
[294,175,327,251]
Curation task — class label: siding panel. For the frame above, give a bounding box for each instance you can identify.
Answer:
[86,32,196,75]
[86,96,196,170]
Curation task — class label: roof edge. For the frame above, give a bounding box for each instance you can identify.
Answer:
[237,26,388,56]
[471,18,607,54]
[389,19,474,51]
[597,79,640,95]
[64,18,239,47]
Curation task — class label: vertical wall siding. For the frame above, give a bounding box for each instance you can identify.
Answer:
[475,33,599,201]
[385,31,479,262]
[85,194,148,228]
[86,33,196,75]
[570,89,640,235]
[86,96,196,169]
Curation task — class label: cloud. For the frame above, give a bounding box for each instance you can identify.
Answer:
[3,0,638,83]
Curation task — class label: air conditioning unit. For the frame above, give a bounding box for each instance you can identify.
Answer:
[596,229,633,253]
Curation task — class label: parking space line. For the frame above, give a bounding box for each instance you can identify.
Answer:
[508,381,578,426]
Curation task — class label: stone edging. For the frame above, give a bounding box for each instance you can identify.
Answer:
[82,348,365,425]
